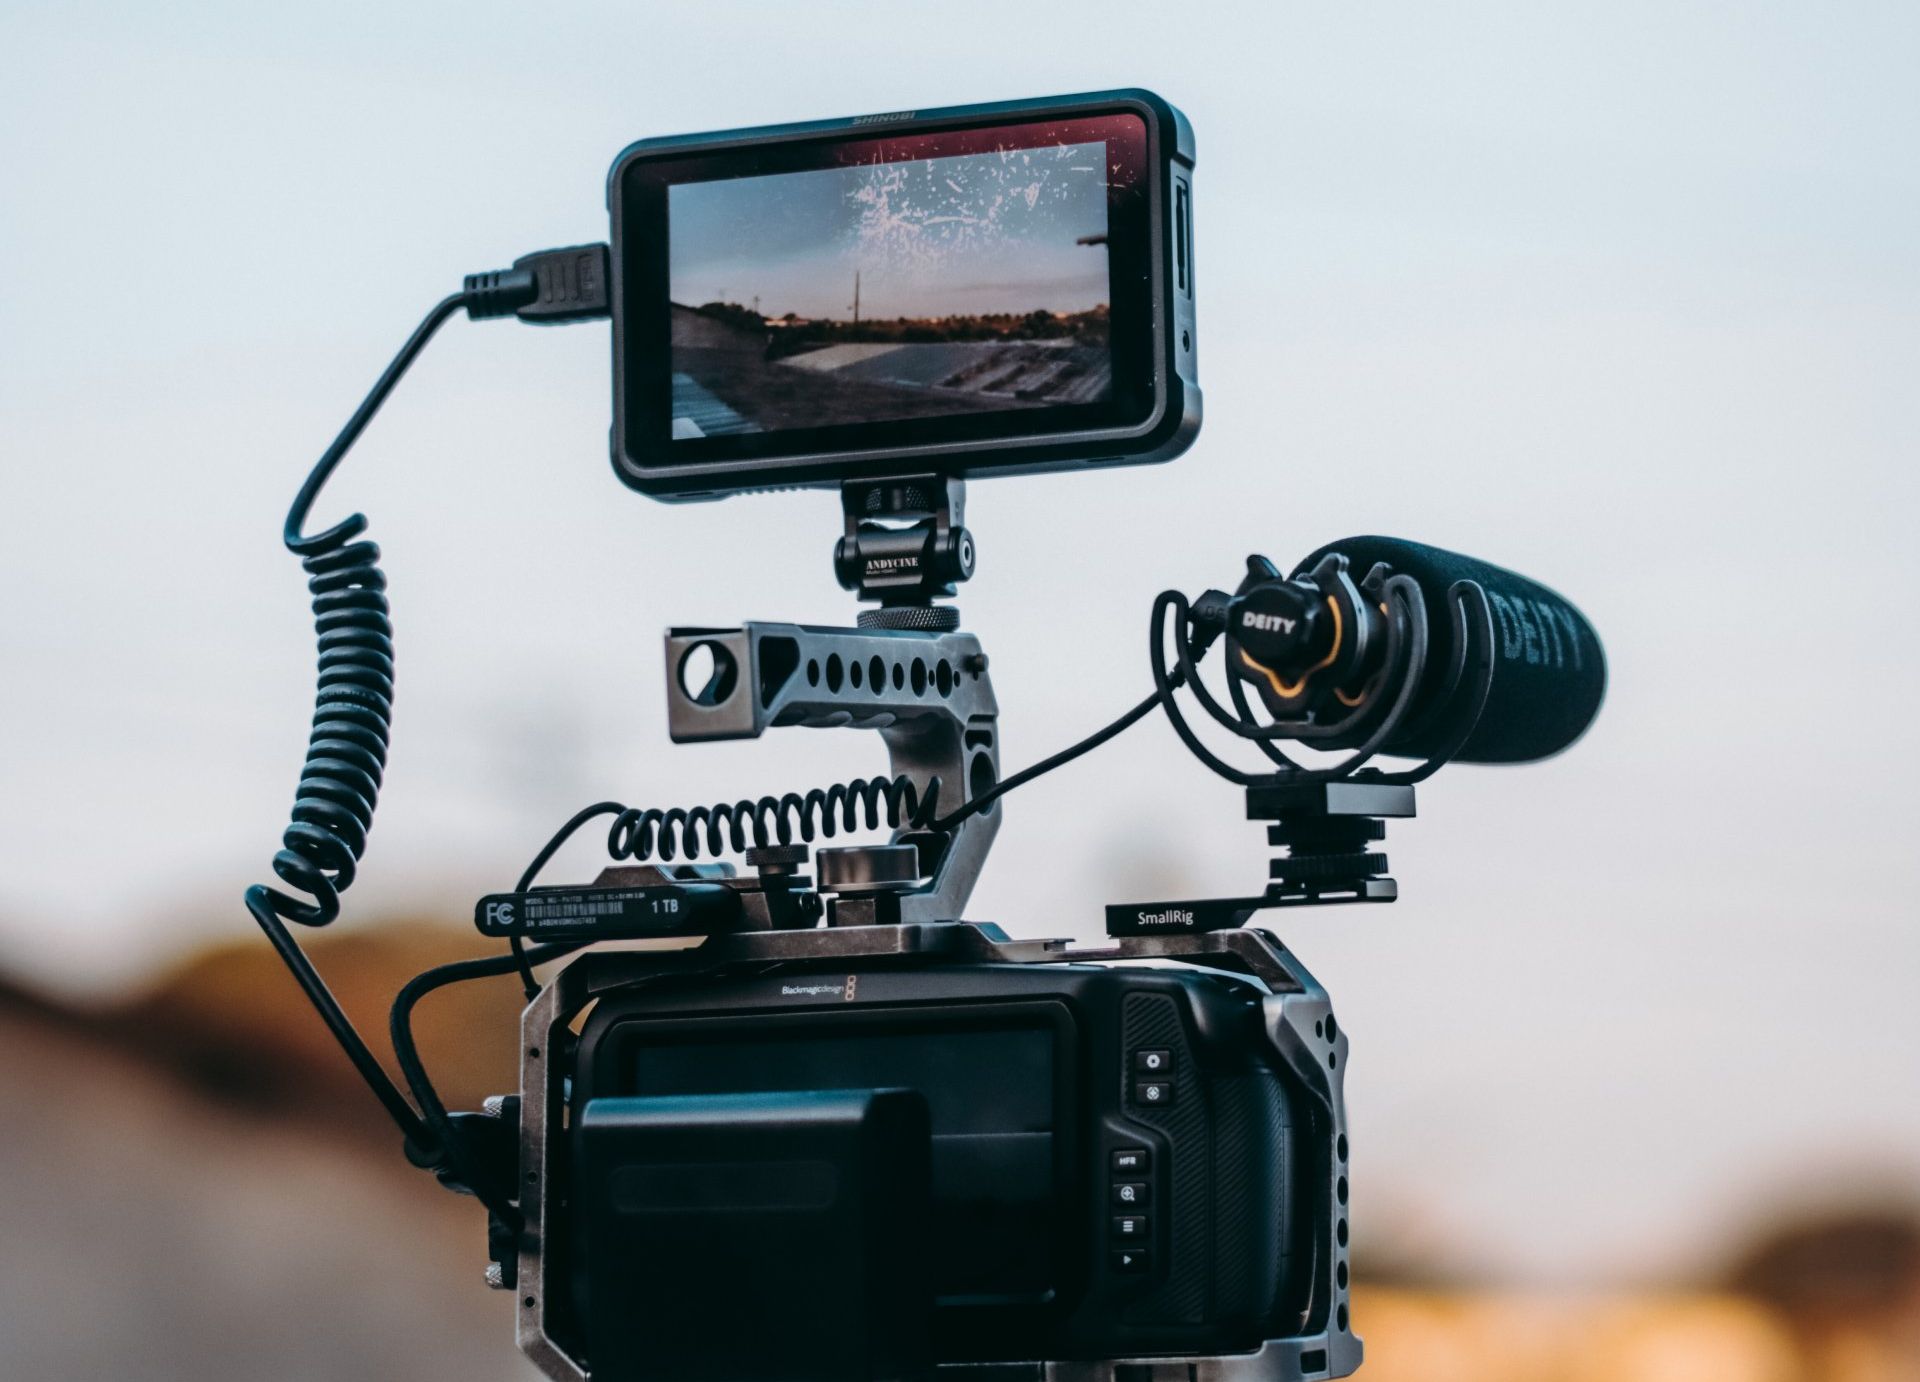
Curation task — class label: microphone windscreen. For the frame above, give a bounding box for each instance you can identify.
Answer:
[1293,536,1606,764]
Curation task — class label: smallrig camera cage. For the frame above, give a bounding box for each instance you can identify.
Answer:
[607,89,1200,500]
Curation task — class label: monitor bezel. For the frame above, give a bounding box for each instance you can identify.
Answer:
[607,89,1197,501]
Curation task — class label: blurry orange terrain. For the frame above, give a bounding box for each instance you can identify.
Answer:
[3,925,1916,1381]
[1356,1283,1918,1382]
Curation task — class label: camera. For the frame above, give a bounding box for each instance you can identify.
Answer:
[558,935,1339,1381]
[246,89,1606,1382]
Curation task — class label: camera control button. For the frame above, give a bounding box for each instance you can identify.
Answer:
[1134,1079,1175,1107]
[1111,1147,1151,1175]
[1133,1049,1173,1075]
[1111,1248,1151,1274]
[1112,1214,1149,1239]
[1112,1181,1151,1208]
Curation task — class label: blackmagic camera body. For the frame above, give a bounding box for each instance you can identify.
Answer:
[564,945,1344,1377]
[245,89,1606,1382]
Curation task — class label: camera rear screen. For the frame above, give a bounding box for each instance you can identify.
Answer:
[669,141,1114,436]
[628,1019,1062,1304]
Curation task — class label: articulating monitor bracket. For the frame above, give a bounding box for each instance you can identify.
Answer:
[834,475,975,630]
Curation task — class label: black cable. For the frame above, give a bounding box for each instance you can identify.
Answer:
[386,801,622,1227]
[244,289,472,1152]
[1151,591,1266,786]
[247,889,429,1146]
[926,608,1248,831]
[246,247,609,1152]
[925,610,1237,833]
[609,776,942,863]
[390,941,578,1234]
[931,689,1167,832]
[508,801,627,998]
[280,292,469,551]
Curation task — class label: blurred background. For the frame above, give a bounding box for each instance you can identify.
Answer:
[2,1,1916,1378]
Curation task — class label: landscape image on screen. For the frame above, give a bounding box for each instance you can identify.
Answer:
[668,140,1111,437]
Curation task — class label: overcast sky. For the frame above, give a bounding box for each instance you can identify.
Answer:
[2,0,1916,1289]
[670,141,1110,320]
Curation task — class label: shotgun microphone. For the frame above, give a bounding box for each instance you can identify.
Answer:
[1225,535,1606,765]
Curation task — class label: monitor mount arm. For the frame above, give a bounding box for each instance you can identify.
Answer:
[833,475,975,630]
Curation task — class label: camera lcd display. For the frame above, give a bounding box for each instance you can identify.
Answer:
[626,1019,1061,1300]
[667,139,1116,437]
[610,99,1190,496]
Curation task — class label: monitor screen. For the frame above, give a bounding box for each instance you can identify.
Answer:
[614,109,1157,477]
[668,139,1115,437]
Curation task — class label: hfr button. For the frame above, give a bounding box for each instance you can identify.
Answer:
[1111,1147,1150,1175]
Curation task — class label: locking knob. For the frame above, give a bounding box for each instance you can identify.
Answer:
[815,843,923,894]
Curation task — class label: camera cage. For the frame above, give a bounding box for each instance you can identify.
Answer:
[480,484,1505,1381]
[514,923,1361,1382]
[255,440,1501,1382]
